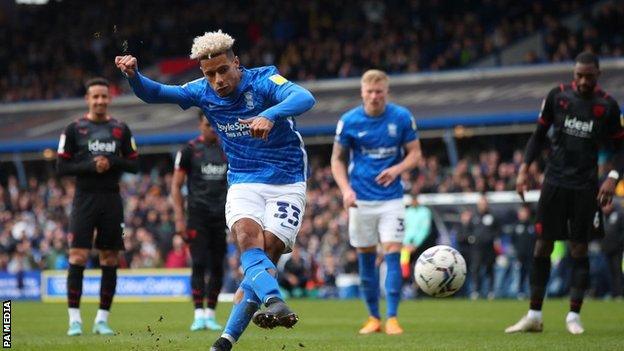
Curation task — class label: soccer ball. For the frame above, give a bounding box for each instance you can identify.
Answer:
[414,245,467,297]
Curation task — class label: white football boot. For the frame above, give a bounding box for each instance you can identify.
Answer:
[505,313,543,333]
[565,312,584,335]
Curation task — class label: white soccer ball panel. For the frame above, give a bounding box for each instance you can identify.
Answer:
[414,245,467,297]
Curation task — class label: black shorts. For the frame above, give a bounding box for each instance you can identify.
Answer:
[535,183,604,242]
[187,212,227,266]
[69,192,125,250]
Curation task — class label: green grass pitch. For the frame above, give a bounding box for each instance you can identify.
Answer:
[11,299,624,350]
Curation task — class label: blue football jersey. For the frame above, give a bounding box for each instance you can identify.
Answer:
[129,65,315,185]
[336,103,418,201]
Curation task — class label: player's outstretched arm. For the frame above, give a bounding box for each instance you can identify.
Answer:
[259,84,316,122]
[331,142,357,209]
[115,55,138,78]
[244,83,315,140]
[115,55,195,107]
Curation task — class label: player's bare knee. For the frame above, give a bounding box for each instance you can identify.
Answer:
[100,257,119,266]
[357,246,376,254]
[236,231,263,251]
[382,242,402,254]
[232,219,264,251]
[69,256,87,266]
[99,250,119,266]
[68,249,88,266]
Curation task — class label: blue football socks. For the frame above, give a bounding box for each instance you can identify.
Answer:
[358,252,380,319]
[240,248,283,304]
[222,280,260,342]
[384,252,402,318]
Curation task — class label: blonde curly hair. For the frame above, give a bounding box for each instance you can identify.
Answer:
[189,29,235,60]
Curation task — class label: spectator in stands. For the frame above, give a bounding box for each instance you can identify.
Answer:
[469,196,499,300]
[601,202,624,298]
[317,254,339,299]
[278,245,309,298]
[165,235,189,268]
[2,1,594,102]
[133,227,161,268]
[454,207,474,297]
[7,239,36,274]
[510,205,536,298]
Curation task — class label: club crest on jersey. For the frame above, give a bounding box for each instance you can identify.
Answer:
[112,127,123,139]
[387,123,398,137]
[558,98,569,110]
[244,91,254,110]
[592,104,605,118]
[88,139,116,153]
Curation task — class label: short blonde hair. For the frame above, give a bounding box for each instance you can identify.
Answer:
[361,69,389,85]
[189,29,235,60]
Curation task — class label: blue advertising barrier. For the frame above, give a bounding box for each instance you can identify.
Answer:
[42,269,193,302]
[0,271,41,300]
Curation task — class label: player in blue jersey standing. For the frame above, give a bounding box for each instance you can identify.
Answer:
[331,69,422,335]
[115,30,315,351]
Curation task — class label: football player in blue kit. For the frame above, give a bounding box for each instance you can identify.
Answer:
[331,69,422,335]
[116,30,315,351]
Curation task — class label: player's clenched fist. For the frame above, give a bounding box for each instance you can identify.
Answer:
[115,55,138,78]
[239,116,274,141]
[94,155,110,173]
[341,188,357,210]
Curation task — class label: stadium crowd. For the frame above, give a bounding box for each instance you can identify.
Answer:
[541,1,624,63]
[1,0,612,102]
[2,148,622,299]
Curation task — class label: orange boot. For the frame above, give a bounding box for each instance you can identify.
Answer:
[358,316,382,334]
[385,317,404,335]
